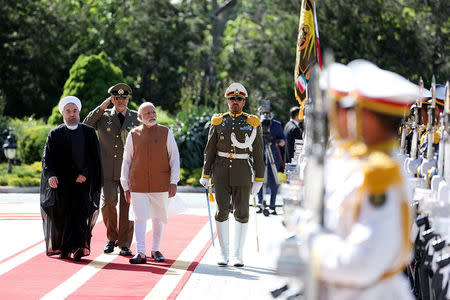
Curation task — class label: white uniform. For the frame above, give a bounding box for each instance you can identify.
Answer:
[310,150,414,300]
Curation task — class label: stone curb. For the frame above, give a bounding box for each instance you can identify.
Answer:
[0,185,205,194]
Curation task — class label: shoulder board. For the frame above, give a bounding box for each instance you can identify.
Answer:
[211,112,229,126]
[361,152,402,195]
[348,142,368,158]
[434,130,440,144]
[244,113,261,127]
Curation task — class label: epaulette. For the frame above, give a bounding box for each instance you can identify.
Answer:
[211,112,229,126]
[243,113,261,127]
[361,152,402,195]
[434,130,440,144]
[348,142,368,158]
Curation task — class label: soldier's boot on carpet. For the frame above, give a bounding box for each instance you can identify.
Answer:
[233,221,248,267]
[216,219,229,266]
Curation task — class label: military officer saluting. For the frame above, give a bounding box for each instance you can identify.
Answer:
[200,82,265,267]
[84,83,138,256]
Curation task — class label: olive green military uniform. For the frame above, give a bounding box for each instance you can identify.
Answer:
[202,111,265,223]
[84,106,138,248]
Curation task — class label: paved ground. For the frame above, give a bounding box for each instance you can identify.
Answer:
[0,192,292,299]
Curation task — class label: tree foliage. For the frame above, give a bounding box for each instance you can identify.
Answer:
[47,52,125,125]
[0,0,448,126]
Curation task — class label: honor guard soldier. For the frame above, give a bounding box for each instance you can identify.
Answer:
[416,83,446,184]
[321,62,361,200]
[200,82,265,267]
[84,83,138,256]
[297,60,418,300]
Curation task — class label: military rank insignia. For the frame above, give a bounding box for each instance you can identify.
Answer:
[369,194,386,207]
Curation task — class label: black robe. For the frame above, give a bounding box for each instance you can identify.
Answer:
[40,123,103,257]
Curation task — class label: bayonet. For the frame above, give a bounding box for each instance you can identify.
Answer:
[410,77,424,159]
[426,76,437,160]
[443,82,450,182]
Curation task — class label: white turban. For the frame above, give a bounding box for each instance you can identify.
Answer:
[59,96,82,114]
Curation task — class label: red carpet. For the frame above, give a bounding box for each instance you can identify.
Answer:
[0,213,41,220]
[0,214,209,299]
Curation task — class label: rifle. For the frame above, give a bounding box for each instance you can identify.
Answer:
[400,114,409,155]
[410,77,424,159]
[443,82,450,183]
[426,76,437,160]
[302,62,329,300]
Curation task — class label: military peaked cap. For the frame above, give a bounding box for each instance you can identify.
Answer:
[108,83,132,96]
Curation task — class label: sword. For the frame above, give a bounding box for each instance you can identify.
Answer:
[252,195,260,252]
[205,183,215,247]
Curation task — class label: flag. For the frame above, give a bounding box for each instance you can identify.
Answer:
[294,0,321,118]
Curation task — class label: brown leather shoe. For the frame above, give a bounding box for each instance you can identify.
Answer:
[129,253,147,264]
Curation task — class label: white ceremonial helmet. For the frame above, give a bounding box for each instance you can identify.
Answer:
[348,59,419,116]
[224,82,248,98]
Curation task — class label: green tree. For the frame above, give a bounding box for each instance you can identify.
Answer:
[47,52,125,125]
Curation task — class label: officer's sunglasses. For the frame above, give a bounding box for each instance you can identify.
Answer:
[113,95,128,100]
[228,96,244,102]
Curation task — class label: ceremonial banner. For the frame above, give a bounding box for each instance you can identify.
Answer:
[294,0,321,118]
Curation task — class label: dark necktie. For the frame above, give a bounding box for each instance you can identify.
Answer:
[118,113,125,126]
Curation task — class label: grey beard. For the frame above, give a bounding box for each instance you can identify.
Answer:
[64,118,79,130]
[142,119,157,127]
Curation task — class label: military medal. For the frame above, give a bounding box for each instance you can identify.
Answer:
[107,128,111,132]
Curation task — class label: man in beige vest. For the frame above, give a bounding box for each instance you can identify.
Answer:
[120,102,180,264]
[84,83,138,256]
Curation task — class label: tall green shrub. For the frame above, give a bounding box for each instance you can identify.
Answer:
[48,52,138,125]
[172,106,215,169]
[18,125,53,164]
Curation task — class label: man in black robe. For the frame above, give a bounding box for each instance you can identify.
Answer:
[40,96,103,261]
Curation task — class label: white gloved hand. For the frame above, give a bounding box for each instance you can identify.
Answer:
[251,181,263,195]
[199,177,210,189]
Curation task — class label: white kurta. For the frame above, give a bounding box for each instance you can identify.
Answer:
[120,126,180,223]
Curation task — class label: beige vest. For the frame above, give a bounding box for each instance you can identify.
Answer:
[129,124,170,192]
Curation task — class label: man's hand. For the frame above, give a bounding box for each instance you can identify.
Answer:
[48,176,58,189]
[251,181,263,195]
[125,190,131,203]
[100,97,111,110]
[278,139,286,147]
[75,175,87,183]
[199,177,209,189]
[169,184,177,198]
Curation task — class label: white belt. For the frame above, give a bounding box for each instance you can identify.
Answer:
[217,151,249,159]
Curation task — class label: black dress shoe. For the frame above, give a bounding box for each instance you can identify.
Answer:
[104,241,115,253]
[59,251,69,259]
[270,209,278,215]
[73,248,84,261]
[120,247,132,256]
[151,251,165,262]
[129,253,147,264]
[256,207,263,214]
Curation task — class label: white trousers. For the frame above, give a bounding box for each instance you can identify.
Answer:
[130,192,170,223]
[135,218,164,255]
